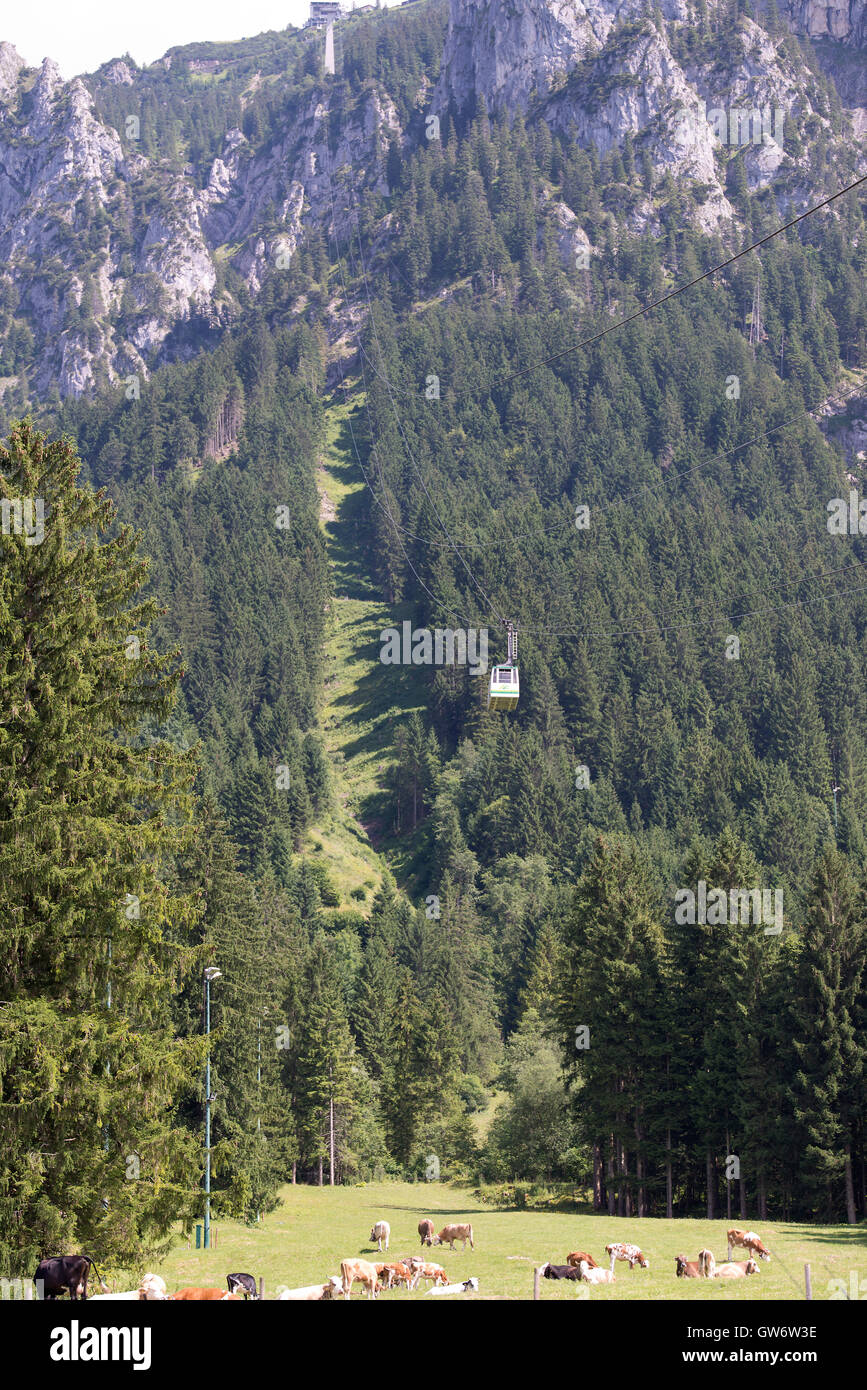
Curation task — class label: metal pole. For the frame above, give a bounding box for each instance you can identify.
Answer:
[805,1263,812,1300]
[205,974,211,1250]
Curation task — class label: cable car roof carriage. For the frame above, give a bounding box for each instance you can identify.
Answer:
[488,622,519,711]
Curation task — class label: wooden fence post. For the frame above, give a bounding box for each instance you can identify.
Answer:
[534,1265,543,1300]
[259,1276,265,1301]
[805,1264,812,1300]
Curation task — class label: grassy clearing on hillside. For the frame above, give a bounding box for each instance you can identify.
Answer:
[137,1183,865,1302]
[309,396,430,905]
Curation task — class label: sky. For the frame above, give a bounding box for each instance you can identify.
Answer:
[2,1,393,79]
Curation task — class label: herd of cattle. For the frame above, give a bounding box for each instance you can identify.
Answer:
[31,1222,477,1303]
[31,1224,771,1302]
[543,1228,771,1286]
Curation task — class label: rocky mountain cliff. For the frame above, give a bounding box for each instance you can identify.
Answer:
[0,0,864,403]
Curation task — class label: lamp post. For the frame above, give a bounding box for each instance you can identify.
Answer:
[203,967,222,1249]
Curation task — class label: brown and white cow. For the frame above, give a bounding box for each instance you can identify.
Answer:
[431,1223,473,1251]
[139,1273,168,1300]
[410,1262,449,1290]
[675,1255,702,1278]
[418,1219,436,1246]
[340,1258,379,1300]
[727,1228,771,1261]
[605,1241,649,1270]
[369,1220,390,1252]
[579,1261,615,1285]
[698,1249,716,1278]
[376,1261,415,1290]
[566,1251,598,1269]
[714,1259,760,1279]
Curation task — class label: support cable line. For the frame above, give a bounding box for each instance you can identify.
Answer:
[498,173,867,388]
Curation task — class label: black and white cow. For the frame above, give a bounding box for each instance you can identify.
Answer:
[227,1272,259,1300]
[34,1255,107,1300]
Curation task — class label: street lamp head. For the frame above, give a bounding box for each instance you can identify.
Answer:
[204,967,222,982]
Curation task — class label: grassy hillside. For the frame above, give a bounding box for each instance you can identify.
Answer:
[124,1183,865,1302]
[308,392,431,906]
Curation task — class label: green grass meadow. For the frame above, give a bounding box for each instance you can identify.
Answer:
[146,1183,866,1301]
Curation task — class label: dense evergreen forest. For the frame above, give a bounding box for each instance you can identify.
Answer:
[2,0,867,1274]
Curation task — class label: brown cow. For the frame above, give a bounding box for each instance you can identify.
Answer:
[714,1259,760,1279]
[340,1258,379,1300]
[566,1251,598,1269]
[418,1219,436,1247]
[698,1249,716,1278]
[675,1255,701,1278]
[431,1223,473,1251]
[170,1287,243,1300]
[727,1228,771,1261]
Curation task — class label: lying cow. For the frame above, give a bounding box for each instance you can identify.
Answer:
[171,1287,244,1300]
[369,1220,390,1251]
[579,1261,615,1284]
[431,1222,473,1251]
[277,1279,341,1301]
[566,1251,598,1269]
[714,1259,760,1279]
[727,1228,771,1261]
[542,1263,583,1281]
[418,1218,435,1246]
[428,1277,479,1295]
[341,1258,379,1300]
[34,1255,108,1300]
[675,1255,702,1278]
[605,1241,649,1270]
[227,1272,258,1300]
[698,1249,716,1278]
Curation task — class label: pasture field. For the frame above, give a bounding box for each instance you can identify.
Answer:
[140,1183,866,1301]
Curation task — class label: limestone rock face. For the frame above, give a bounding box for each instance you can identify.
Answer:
[0,0,864,400]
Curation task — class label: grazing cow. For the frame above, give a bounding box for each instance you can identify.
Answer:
[33,1255,108,1301]
[578,1261,615,1285]
[605,1242,649,1270]
[675,1255,702,1278]
[410,1262,449,1290]
[277,1280,341,1301]
[376,1261,415,1290]
[727,1228,771,1261]
[566,1251,598,1269]
[340,1258,379,1300]
[698,1249,716,1278]
[714,1259,760,1279]
[543,1263,583,1281]
[139,1273,168,1300]
[227,1272,258,1300]
[170,1287,244,1300]
[418,1218,436,1247]
[431,1222,474,1251]
[369,1220,390,1252]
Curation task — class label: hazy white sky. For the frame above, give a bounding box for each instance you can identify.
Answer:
[2,1,393,78]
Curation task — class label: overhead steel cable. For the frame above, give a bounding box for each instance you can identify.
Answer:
[497,172,867,388]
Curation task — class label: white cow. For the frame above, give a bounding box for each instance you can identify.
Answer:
[277,1278,341,1301]
[578,1261,615,1284]
[370,1220,390,1252]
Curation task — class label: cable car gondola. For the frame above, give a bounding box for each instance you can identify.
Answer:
[488,622,519,711]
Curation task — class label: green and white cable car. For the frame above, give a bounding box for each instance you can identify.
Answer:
[488,622,519,711]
